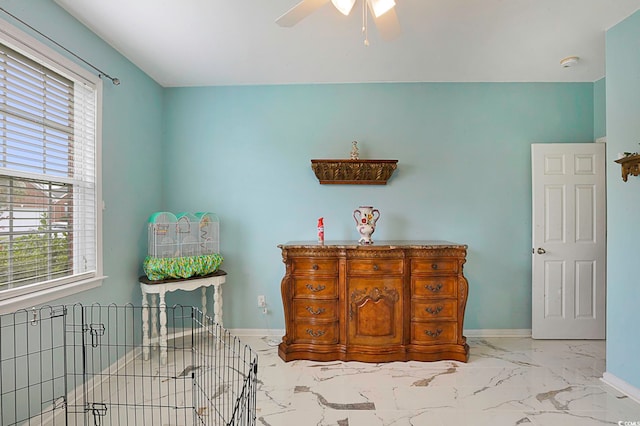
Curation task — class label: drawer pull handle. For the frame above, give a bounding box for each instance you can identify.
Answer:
[306,306,326,315]
[312,264,319,270]
[425,305,443,315]
[425,283,443,292]
[425,328,443,338]
[373,264,379,271]
[431,263,438,270]
[305,284,326,292]
[306,329,326,338]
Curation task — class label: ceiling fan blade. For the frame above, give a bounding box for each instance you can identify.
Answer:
[372,6,401,41]
[366,0,396,18]
[276,0,331,27]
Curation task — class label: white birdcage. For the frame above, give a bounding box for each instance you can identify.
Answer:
[145,211,222,280]
[148,212,178,258]
[175,212,199,257]
[195,212,220,255]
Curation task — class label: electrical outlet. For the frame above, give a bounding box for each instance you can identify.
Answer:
[257,295,266,308]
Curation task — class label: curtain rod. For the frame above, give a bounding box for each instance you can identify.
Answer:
[0,7,120,85]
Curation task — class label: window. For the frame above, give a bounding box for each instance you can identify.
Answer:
[0,21,102,312]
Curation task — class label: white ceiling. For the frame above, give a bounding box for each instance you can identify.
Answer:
[53,0,640,87]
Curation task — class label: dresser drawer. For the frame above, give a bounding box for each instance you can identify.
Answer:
[411,259,458,274]
[347,259,403,275]
[412,300,457,321]
[293,277,338,298]
[293,322,338,344]
[411,322,457,344]
[412,276,457,298]
[291,258,338,275]
[293,299,338,321]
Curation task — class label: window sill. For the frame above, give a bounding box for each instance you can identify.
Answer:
[0,276,106,315]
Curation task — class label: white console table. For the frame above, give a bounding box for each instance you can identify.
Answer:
[139,270,226,364]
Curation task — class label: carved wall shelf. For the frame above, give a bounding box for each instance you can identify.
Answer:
[615,154,640,182]
[310,159,398,185]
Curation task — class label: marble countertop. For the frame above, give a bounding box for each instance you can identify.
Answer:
[278,240,467,249]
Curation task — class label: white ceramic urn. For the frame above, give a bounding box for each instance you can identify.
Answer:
[353,206,380,244]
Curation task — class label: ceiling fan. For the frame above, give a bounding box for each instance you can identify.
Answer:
[276,0,401,44]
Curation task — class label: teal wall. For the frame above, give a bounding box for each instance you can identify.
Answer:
[163,83,595,329]
[0,1,606,335]
[594,77,606,139]
[606,10,640,390]
[0,0,165,306]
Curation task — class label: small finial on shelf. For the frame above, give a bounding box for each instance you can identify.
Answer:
[350,141,359,160]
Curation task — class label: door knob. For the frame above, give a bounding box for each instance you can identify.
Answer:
[536,248,546,254]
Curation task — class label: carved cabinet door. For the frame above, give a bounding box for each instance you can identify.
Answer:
[347,278,403,346]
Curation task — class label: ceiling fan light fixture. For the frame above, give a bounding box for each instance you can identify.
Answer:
[367,0,396,18]
[331,0,357,16]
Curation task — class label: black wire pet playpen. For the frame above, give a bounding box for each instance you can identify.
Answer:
[0,304,258,425]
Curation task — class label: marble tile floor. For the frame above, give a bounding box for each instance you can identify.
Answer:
[25,335,639,425]
[22,334,255,426]
[247,336,640,426]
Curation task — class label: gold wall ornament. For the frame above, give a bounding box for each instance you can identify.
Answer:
[310,159,398,184]
[615,154,640,182]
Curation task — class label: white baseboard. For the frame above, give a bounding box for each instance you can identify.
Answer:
[229,328,532,338]
[464,329,532,337]
[602,372,640,404]
[229,328,284,338]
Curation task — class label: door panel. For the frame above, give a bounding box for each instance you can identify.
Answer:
[348,278,403,345]
[543,260,565,318]
[545,185,565,243]
[575,260,595,319]
[575,185,595,242]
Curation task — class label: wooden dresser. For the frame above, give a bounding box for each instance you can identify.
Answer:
[278,241,469,363]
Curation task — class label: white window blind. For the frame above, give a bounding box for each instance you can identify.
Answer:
[0,41,98,300]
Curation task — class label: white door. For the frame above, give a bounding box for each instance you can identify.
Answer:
[531,143,606,339]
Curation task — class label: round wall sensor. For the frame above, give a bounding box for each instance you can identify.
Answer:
[560,56,579,68]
